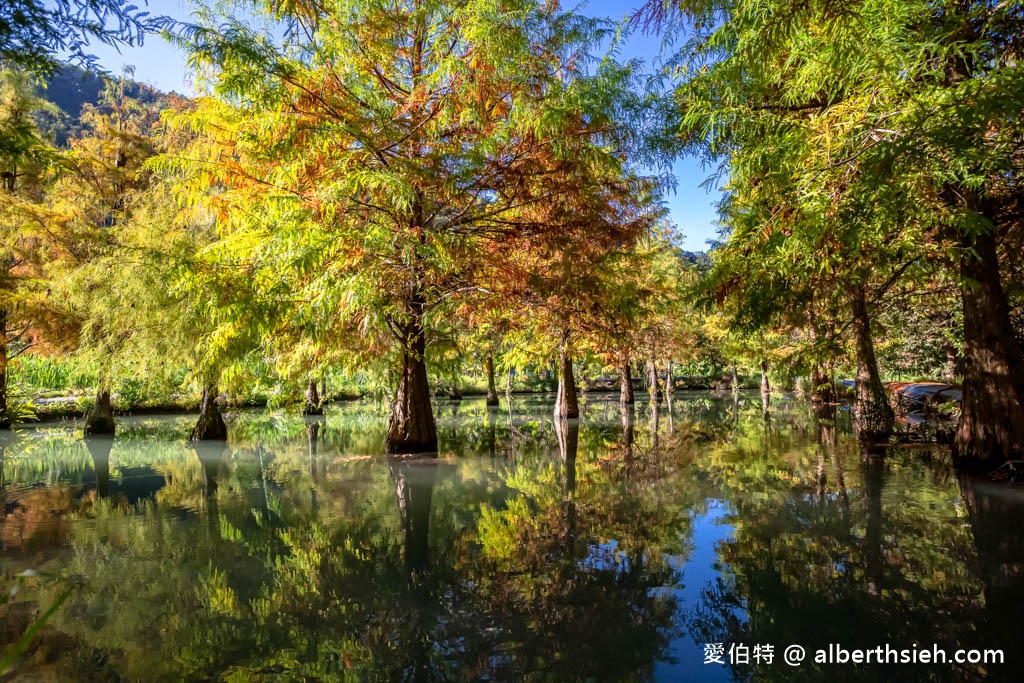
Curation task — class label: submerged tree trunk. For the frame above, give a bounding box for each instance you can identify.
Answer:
[84,386,116,435]
[307,421,321,484]
[620,403,634,460]
[192,444,225,540]
[85,436,113,498]
[554,329,579,419]
[390,459,438,575]
[619,351,634,405]
[862,446,886,597]
[554,418,579,551]
[958,474,1024,680]
[850,284,894,442]
[387,315,437,455]
[650,397,661,455]
[303,377,323,416]
[191,384,228,441]
[953,228,1024,470]
[484,406,497,458]
[485,354,499,406]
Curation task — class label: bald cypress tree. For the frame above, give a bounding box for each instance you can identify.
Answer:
[644,0,1024,467]
[174,0,649,454]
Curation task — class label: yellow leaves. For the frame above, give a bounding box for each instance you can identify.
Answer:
[198,566,240,616]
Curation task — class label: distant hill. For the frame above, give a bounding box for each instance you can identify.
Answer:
[677,249,711,269]
[35,64,169,146]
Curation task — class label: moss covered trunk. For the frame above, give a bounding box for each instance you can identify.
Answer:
[191,384,228,441]
[953,228,1024,470]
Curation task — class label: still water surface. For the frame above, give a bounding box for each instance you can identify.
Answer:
[1,393,1022,682]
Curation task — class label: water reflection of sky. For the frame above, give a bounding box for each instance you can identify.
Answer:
[655,499,742,682]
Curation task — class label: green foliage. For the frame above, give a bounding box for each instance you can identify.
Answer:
[9,355,97,391]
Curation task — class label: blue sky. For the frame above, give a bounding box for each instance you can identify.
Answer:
[77,0,723,251]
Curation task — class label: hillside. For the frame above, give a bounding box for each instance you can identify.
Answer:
[35,64,169,146]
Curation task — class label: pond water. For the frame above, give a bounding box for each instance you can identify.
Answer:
[1,393,1022,682]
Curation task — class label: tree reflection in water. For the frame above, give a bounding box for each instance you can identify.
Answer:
[0,395,1021,680]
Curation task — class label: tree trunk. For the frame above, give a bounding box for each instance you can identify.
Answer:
[387,317,438,455]
[84,386,116,435]
[191,384,228,441]
[485,354,499,406]
[665,359,674,399]
[730,360,739,393]
[806,308,836,404]
[811,365,835,404]
[648,354,662,401]
[0,218,11,423]
[850,284,894,442]
[0,316,9,429]
[505,366,513,400]
[942,340,960,384]
[760,359,770,396]
[649,398,661,455]
[619,351,634,405]
[303,377,323,416]
[554,329,579,419]
[953,228,1024,470]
